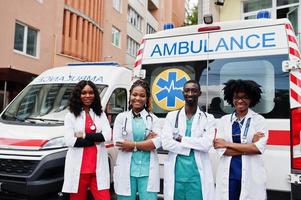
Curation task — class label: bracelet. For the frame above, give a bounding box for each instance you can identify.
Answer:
[133,142,137,152]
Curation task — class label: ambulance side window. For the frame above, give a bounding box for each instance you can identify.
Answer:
[106,88,127,126]
[201,54,289,119]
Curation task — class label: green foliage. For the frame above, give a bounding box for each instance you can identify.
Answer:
[185,5,198,26]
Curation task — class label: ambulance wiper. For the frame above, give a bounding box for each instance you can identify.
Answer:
[26,117,64,124]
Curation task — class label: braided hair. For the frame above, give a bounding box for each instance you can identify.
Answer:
[223,79,262,108]
[69,80,102,117]
[128,79,151,112]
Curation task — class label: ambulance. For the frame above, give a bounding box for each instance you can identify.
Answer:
[0,62,132,199]
[133,16,301,198]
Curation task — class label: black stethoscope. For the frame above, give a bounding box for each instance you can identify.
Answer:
[230,111,251,143]
[173,108,207,139]
[122,111,153,138]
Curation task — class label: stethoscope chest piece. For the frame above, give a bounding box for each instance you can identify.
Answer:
[90,125,96,131]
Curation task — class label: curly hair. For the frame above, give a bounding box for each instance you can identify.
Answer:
[128,79,151,112]
[69,80,102,117]
[223,79,262,108]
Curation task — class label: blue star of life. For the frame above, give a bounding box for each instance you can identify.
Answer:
[155,71,188,107]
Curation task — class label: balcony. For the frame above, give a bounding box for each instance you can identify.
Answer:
[148,0,159,11]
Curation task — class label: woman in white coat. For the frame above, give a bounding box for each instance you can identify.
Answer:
[113,80,161,200]
[214,79,268,200]
[62,80,111,200]
[162,80,215,200]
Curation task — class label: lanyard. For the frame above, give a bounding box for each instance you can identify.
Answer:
[231,112,251,143]
[241,118,251,143]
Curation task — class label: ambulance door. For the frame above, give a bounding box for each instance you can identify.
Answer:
[141,32,211,195]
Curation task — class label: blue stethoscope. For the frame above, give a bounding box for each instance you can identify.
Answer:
[230,111,251,143]
[122,112,153,138]
[173,108,207,139]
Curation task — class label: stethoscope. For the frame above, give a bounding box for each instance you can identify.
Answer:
[230,111,251,143]
[121,111,153,138]
[173,108,207,139]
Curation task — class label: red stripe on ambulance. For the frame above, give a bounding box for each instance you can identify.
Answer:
[267,130,290,146]
[0,138,48,147]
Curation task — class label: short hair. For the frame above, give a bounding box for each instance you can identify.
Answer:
[69,80,102,117]
[223,79,262,108]
[183,80,201,91]
[128,79,151,112]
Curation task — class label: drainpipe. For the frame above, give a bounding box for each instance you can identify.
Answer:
[3,81,7,110]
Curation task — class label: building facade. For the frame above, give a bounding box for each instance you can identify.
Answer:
[198,0,300,47]
[0,0,185,111]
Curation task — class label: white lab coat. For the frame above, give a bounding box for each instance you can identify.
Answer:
[62,110,112,193]
[215,109,268,200]
[113,109,161,196]
[161,107,215,200]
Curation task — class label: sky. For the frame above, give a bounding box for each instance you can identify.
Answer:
[189,0,198,7]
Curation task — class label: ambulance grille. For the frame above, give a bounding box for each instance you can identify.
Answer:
[0,159,39,176]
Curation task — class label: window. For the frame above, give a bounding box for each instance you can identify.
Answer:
[146,23,156,34]
[127,36,139,57]
[14,22,38,57]
[1,84,107,124]
[143,55,290,119]
[242,0,300,36]
[106,88,127,125]
[113,0,121,12]
[243,0,272,13]
[128,6,142,31]
[112,26,121,47]
[200,55,289,119]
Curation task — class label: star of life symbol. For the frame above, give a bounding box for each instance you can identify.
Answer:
[152,69,190,110]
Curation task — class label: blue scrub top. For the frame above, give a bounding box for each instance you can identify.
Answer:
[229,118,245,180]
[175,116,200,182]
[130,117,151,177]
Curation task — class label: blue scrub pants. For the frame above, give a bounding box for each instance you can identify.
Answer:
[174,179,203,200]
[229,179,241,200]
[117,176,157,200]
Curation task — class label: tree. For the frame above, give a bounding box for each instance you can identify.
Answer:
[185,5,198,26]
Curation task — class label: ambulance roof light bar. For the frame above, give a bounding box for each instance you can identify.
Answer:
[198,14,221,32]
[257,10,271,19]
[68,62,119,67]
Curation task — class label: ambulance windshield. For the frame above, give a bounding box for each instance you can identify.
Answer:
[1,83,107,125]
[143,54,289,119]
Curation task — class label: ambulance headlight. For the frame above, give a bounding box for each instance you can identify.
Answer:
[41,137,66,149]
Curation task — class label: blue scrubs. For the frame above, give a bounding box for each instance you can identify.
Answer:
[229,118,245,200]
[174,116,203,200]
[117,117,157,200]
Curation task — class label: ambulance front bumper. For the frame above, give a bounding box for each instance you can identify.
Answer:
[289,173,301,200]
[0,149,67,199]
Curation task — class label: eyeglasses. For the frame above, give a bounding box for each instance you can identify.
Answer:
[233,96,250,101]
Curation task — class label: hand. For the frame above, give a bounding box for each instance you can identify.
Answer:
[115,140,135,152]
[214,138,228,149]
[74,131,85,138]
[146,132,157,140]
[252,132,265,143]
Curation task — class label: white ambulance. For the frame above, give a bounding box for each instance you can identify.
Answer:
[133,17,300,199]
[0,62,132,199]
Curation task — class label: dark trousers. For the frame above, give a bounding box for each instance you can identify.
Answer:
[229,179,241,200]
